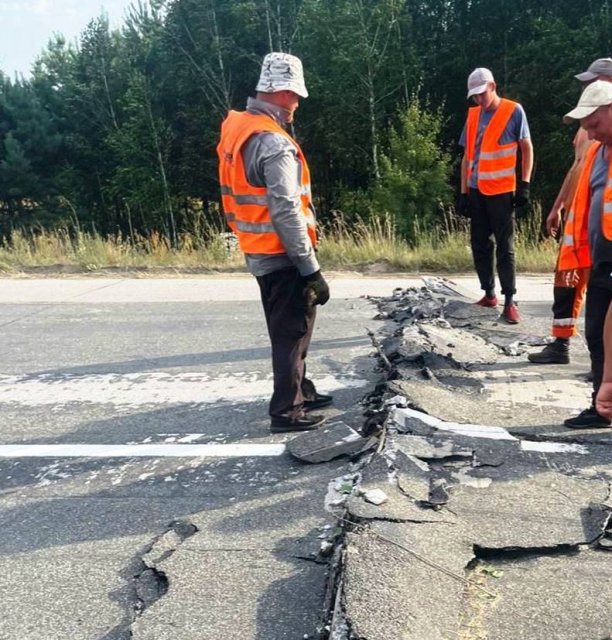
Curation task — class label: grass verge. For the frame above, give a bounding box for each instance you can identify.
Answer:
[0,211,558,274]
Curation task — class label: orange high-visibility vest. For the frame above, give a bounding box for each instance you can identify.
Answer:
[558,142,612,271]
[465,98,519,195]
[217,110,317,255]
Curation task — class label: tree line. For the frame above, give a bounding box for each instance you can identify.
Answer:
[0,0,610,243]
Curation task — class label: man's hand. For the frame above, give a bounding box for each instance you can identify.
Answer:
[455,193,470,218]
[596,381,612,420]
[513,180,530,208]
[546,208,562,238]
[304,270,330,306]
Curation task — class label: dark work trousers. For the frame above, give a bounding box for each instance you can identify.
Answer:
[468,189,516,296]
[585,262,612,406]
[256,267,317,420]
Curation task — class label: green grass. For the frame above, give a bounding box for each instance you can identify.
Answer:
[0,209,558,274]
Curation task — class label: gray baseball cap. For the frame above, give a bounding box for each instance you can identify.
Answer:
[256,52,308,98]
[467,67,494,98]
[575,57,612,82]
[563,80,612,123]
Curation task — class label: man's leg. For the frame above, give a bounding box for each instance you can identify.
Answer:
[468,188,495,298]
[585,265,612,404]
[486,192,516,301]
[256,267,317,421]
[529,267,589,364]
[564,263,612,428]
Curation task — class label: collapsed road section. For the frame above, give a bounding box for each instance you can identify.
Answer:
[312,279,612,640]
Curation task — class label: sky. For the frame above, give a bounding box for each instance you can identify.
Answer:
[0,0,136,77]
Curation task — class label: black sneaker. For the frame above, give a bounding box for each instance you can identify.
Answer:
[528,341,570,364]
[304,393,334,411]
[270,413,327,433]
[564,407,611,429]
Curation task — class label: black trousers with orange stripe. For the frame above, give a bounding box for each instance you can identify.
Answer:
[550,267,590,339]
[256,266,317,420]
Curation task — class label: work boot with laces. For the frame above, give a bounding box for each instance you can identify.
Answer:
[528,339,570,365]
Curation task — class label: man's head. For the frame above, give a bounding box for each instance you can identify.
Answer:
[467,67,498,110]
[564,80,612,144]
[255,52,307,122]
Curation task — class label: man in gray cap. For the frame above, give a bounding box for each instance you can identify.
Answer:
[562,80,612,428]
[217,52,332,433]
[456,67,533,324]
[528,58,612,366]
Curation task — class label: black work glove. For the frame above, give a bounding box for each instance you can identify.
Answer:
[455,193,470,218]
[304,270,330,306]
[513,180,530,208]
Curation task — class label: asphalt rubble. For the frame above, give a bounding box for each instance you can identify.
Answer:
[291,278,612,640]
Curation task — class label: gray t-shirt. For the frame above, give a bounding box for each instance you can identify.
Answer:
[459,104,530,189]
[588,145,612,267]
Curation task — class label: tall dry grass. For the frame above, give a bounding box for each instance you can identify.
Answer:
[0,207,558,274]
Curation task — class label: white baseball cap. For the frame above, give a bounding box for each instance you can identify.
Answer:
[575,58,612,82]
[256,52,308,98]
[467,67,494,98]
[563,80,612,123]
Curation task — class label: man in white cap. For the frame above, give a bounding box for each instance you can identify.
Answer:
[562,80,612,428]
[528,58,612,366]
[217,52,332,434]
[456,67,533,324]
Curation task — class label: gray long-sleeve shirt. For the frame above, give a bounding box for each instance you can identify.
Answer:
[241,97,320,277]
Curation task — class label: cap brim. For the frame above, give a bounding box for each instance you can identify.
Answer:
[575,71,598,82]
[563,104,599,124]
[467,82,488,98]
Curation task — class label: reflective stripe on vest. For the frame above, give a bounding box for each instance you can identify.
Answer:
[217,110,317,255]
[465,98,519,196]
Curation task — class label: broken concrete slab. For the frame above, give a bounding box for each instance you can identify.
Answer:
[389,377,514,425]
[418,323,501,366]
[394,450,431,502]
[343,521,474,640]
[476,551,612,640]
[347,452,455,523]
[451,471,610,549]
[286,421,375,463]
[395,434,474,461]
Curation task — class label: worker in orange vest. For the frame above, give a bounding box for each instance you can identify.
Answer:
[217,52,331,434]
[456,68,534,324]
[528,59,612,365]
[562,80,612,429]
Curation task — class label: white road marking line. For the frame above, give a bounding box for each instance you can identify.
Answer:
[393,407,589,454]
[0,443,287,458]
[0,372,368,406]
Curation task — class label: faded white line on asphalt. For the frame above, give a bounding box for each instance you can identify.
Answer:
[520,441,588,454]
[0,444,286,458]
[0,372,368,406]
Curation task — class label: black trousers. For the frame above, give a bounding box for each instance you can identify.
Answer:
[256,267,317,419]
[585,262,612,405]
[468,189,516,296]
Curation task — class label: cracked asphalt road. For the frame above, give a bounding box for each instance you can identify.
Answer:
[2,274,609,640]
[338,281,612,640]
[0,275,397,640]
